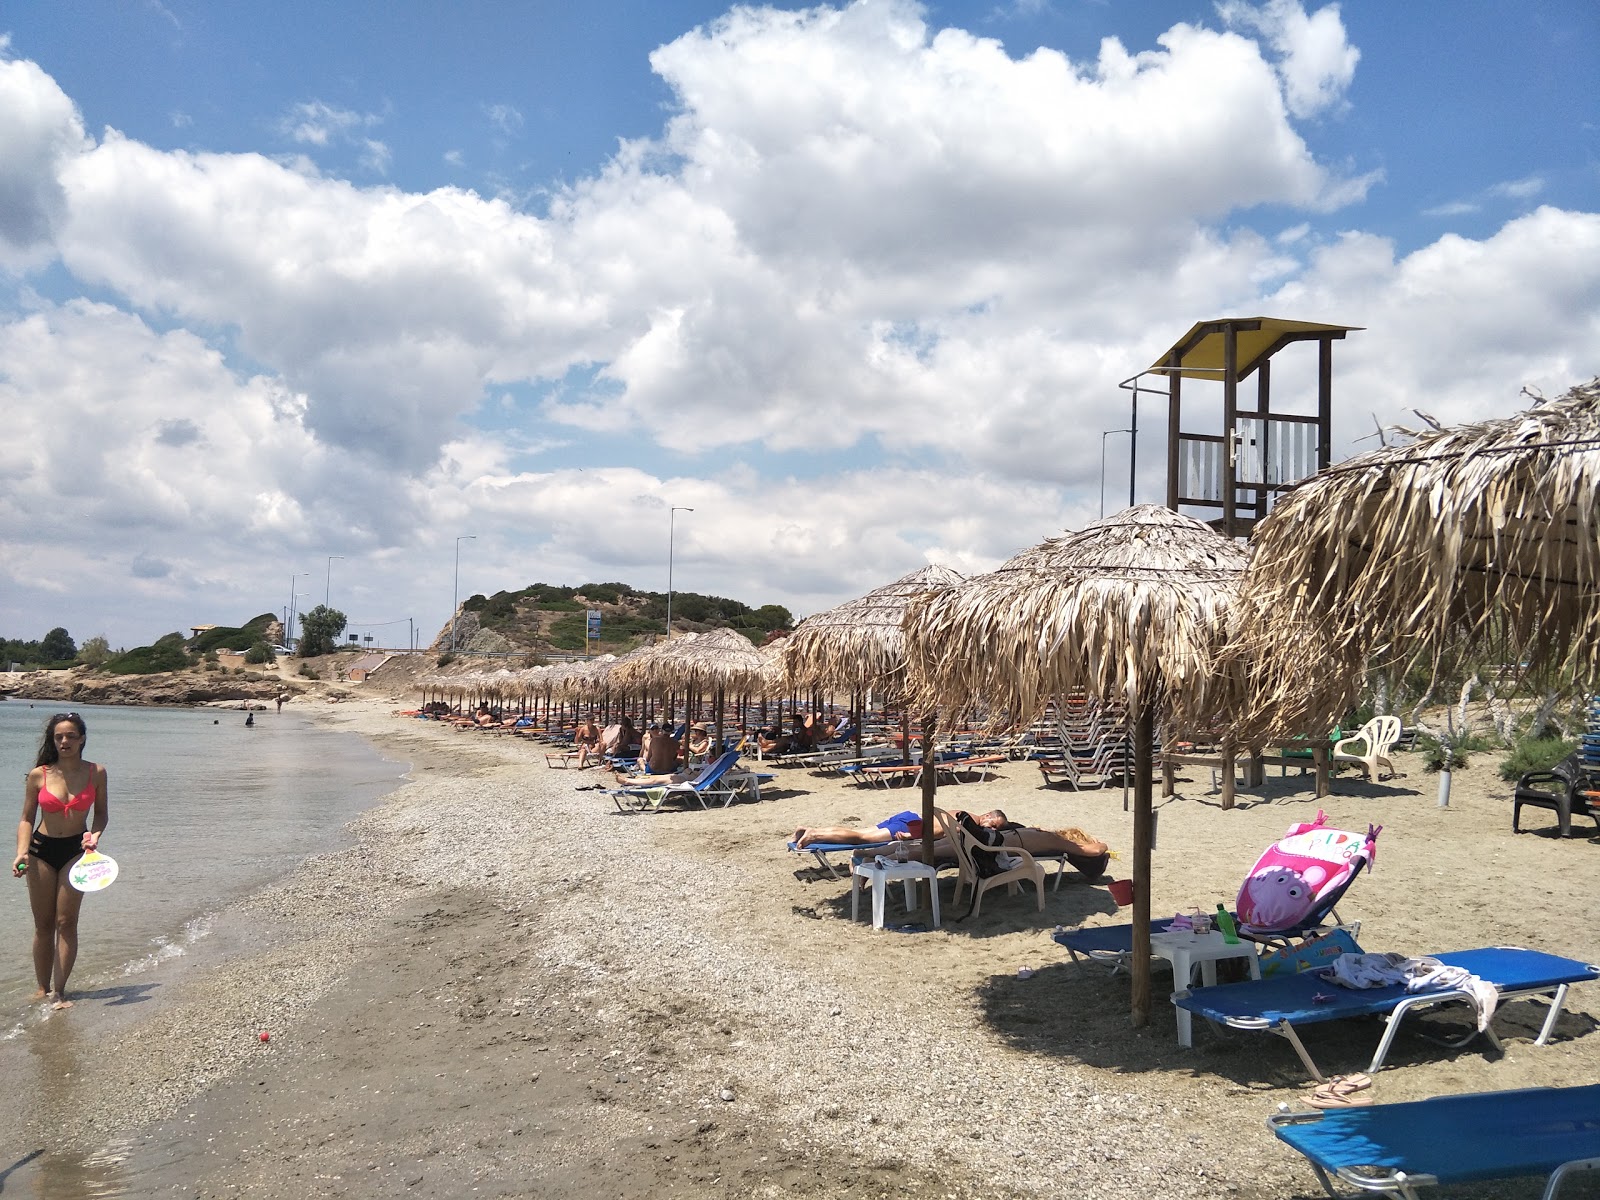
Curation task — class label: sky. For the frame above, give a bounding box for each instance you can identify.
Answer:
[1,0,1596,652]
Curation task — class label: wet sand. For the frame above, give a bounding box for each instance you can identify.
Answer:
[5,694,1599,1199]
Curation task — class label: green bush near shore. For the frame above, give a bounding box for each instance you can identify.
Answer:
[1499,735,1577,781]
[104,633,193,675]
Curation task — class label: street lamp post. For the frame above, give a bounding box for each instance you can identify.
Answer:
[1100,428,1134,518]
[325,555,344,607]
[666,506,694,637]
[286,572,309,646]
[291,592,310,650]
[450,535,476,652]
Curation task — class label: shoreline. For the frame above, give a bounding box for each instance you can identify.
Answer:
[5,690,1598,1197]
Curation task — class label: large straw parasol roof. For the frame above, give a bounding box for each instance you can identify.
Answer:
[783,564,966,695]
[608,629,766,695]
[904,504,1249,1029]
[1228,378,1600,741]
[906,505,1249,722]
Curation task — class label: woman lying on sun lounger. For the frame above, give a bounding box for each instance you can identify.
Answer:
[793,808,1108,859]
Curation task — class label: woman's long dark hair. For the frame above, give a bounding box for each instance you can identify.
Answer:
[35,713,87,768]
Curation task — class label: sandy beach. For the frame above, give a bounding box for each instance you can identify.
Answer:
[7,688,1600,1199]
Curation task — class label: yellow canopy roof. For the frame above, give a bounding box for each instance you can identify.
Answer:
[1147,317,1362,381]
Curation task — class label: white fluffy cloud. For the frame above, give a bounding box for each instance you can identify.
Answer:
[0,53,87,269]
[0,1,1595,648]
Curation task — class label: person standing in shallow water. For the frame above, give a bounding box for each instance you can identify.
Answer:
[12,713,109,1010]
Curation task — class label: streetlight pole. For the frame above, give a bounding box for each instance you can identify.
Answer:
[325,555,344,607]
[450,535,476,652]
[666,506,694,637]
[286,571,309,646]
[1100,429,1133,518]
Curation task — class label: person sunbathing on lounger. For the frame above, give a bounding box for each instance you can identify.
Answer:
[794,808,1108,860]
[572,718,603,768]
[758,713,814,756]
[791,808,953,848]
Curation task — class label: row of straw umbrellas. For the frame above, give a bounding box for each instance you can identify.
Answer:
[417,629,788,746]
[782,378,1600,1026]
[419,379,1600,1027]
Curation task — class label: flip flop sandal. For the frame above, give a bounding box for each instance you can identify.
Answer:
[1304,1072,1372,1095]
[1307,1080,1373,1109]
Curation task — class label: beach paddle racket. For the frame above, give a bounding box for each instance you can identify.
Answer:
[69,849,118,893]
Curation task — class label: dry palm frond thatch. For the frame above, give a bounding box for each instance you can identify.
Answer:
[783,564,966,696]
[1228,378,1600,741]
[905,505,1248,1030]
[906,506,1248,722]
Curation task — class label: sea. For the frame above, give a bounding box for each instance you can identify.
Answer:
[0,699,408,1019]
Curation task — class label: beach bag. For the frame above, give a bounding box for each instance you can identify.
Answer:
[1257,927,1364,977]
[956,810,1007,878]
[952,811,1010,924]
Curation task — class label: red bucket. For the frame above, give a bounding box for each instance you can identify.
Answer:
[1107,879,1135,907]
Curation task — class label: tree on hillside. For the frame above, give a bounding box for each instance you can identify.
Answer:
[751,604,793,631]
[40,627,76,662]
[297,606,348,657]
[78,636,111,667]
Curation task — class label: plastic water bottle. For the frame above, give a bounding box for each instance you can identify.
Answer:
[1215,903,1240,944]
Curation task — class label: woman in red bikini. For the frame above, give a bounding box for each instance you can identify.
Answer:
[12,712,109,1009]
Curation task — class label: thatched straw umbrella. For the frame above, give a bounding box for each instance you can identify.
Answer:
[905,505,1248,1026]
[665,628,768,748]
[784,564,967,861]
[609,631,767,746]
[1227,378,1600,742]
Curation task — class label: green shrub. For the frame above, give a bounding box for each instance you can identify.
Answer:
[1416,733,1489,773]
[298,662,319,679]
[1499,736,1577,782]
[244,642,273,665]
[436,652,455,667]
[103,633,193,675]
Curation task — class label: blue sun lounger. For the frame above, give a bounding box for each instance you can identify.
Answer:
[1053,919,1182,973]
[788,839,895,879]
[1174,945,1599,1080]
[609,751,743,812]
[1270,1083,1600,1200]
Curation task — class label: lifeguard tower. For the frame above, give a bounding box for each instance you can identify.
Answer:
[1122,317,1362,537]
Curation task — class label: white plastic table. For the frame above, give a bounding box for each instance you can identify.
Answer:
[850,859,941,930]
[1153,929,1262,1046]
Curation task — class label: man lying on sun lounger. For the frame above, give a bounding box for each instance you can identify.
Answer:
[793,808,1108,860]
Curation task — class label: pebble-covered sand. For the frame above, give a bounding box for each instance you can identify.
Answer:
[6,692,1599,1198]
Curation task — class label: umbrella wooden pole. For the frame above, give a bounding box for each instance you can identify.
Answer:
[919,711,938,867]
[1131,704,1155,1028]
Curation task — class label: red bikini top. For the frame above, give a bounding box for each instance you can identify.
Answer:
[37,765,96,814]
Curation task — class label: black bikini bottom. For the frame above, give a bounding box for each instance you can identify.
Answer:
[29,832,82,872]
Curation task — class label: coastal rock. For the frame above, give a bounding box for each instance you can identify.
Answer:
[0,666,303,708]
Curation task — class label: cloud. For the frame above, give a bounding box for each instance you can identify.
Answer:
[1216,0,1358,118]
[484,103,523,136]
[279,100,377,147]
[1490,175,1545,201]
[0,55,89,268]
[276,100,390,175]
[0,1,1595,648]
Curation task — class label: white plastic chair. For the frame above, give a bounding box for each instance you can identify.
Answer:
[950,823,1045,917]
[1332,716,1402,781]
